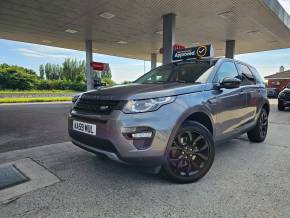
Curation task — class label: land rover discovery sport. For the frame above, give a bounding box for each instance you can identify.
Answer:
[69,58,269,183]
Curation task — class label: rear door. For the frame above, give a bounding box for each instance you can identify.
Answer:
[235,63,259,123]
[211,61,247,140]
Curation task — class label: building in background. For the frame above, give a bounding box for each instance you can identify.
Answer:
[265,70,290,93]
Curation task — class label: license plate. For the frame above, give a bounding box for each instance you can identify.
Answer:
[73,120,96,135]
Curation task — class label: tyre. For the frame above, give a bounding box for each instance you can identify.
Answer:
[247,108,268,142]
[278,102,285,111]
[162,121,215,183]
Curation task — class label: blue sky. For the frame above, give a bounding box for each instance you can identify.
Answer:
[0,0,290,83]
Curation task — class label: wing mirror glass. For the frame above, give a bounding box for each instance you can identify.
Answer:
[219,77,241,89]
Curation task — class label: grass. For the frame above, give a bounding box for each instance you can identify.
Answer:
[0,97,72,103]
[0,90,77,94]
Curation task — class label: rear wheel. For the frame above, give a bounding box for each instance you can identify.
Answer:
[247,108,268,142]
[162,121,215,183]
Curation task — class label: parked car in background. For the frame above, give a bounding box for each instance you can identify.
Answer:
[267,88,278,98]
[278,83,290,111]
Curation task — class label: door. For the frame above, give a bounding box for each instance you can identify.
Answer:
[236,63,259,123]
[211,61,247,141]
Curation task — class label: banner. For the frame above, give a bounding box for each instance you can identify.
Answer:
[172,44,214,61]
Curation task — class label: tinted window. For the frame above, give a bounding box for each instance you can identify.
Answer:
[236,63,255,85]
[249,66,265,85]
[215,61,239,83]
[135,61,216,84]
[195,66,214,83]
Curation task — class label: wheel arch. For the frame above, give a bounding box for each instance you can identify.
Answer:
[164,107,215,159]
[184,112,213,135]
[262,102,270,115]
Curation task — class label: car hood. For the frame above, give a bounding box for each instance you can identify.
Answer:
[82,83,207,100]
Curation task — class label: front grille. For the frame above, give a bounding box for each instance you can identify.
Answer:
[74,95,125,115]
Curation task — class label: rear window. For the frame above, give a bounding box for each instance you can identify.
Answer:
[249,66,265,85]
[236,63,256,85]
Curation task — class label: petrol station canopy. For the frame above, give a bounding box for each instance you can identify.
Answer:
[0,0,290,60]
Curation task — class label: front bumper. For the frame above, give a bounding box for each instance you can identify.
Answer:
[68,103,183,166]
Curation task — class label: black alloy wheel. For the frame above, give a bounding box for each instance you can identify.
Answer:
[162,121,215,183]
[259,110,268,139]
[247,108,268,142]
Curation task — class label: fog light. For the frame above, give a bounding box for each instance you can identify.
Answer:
[132,132,153,138]
[122,127,155,150]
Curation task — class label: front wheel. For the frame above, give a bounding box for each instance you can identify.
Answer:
[162,121,215,183]
[247,108,268,142]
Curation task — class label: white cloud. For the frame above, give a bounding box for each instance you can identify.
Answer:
[17,45,82,60]
[18,48,44,58]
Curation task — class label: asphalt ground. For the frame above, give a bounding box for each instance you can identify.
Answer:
[0,103,72,153]
[0,100,290,217]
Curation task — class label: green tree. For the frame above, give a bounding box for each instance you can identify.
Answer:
[101,64,112,79]
[62,58,74,81]
[45,63,52,80]
[62,58,85,82]
[39,64,45,79]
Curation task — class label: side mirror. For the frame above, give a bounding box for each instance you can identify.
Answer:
[219,77,241,89]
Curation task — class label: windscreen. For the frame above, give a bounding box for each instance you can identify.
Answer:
[135,61,216,84]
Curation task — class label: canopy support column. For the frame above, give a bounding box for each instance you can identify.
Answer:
[85,40,93,90]
[151,53,157,69]
[162,13,176,65]
[225,40,235,59]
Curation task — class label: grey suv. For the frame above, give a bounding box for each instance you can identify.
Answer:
[69,58,269,183]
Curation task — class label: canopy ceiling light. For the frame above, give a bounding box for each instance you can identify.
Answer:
[117,41,128,44]
[218,10,234,19]
[99,12,115,19]
[65,29,78,34]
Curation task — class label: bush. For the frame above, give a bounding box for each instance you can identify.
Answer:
[122,80,132,84]
[102,78,116,86]
[36,80,86,91]
[0,63,116,91]
[0,66,38,90]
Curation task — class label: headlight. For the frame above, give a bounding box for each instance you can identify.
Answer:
[123,96,176,113]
